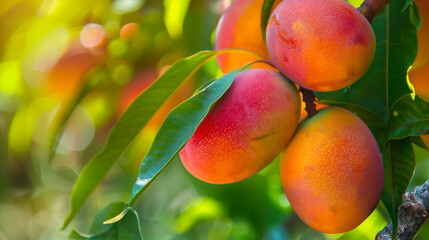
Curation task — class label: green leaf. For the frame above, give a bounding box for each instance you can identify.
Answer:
[69,202,143,240]
[261,0,277,42]
[381,138,416,239]
[411,136,429,150]
[128,68,241,207]
[402,0,414,13]
[174,197,225,233]
[69,230,87,240]
[164,0,191,39]
[62,50,218,229]
[345,0,365,8]
[388,94,429,141]
[316,0,419,120]
[336,203,388,240]
[89,202,127,233]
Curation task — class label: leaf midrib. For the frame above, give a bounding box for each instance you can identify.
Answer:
[384,4,396,230]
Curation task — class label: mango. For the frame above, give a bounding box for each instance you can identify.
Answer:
[280,107,384,233]
[215,0,281,73]
[412,0,429,70]
[266,0,376,91]
[180,69,300,184]
[409,0,429,102]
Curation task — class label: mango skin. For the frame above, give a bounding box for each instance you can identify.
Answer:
[180,69,300,184]
[215,0,281,73]
[280,107,384,233]
[422,135,429,148]
[412,0,429,70]
[409,64,429,102]
[409,0,429,102]
[266,0,376,91]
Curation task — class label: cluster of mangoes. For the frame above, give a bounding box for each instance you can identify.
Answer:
[180,0,385,234]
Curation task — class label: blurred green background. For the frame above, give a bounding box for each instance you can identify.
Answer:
[0,0,428,239]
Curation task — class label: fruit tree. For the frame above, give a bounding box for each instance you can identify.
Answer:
[1,0,429,239]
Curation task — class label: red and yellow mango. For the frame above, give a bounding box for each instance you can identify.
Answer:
[215,0,281,73]
[180,69,300,184]
[281,107,384,233]
[266,0,376,91]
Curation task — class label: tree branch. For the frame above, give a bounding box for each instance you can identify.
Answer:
[358,0,394,23]
[376,180,429,240]
[299,87,318,118]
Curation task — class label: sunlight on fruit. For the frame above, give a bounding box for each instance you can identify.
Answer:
[0,0,427,239]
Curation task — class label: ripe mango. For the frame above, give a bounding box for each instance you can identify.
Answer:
[180,69,300,184]
[281,107,384,233]
[266,0,376,91]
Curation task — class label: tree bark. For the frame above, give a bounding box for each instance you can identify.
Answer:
[376,180,429,240]
[359,0,393,22]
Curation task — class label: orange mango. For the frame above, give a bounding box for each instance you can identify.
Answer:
[180,69,300,184]
[281,107,384,233]
[422,135,429,148]
[215,0,281,73]
[266,0,376,91]
[409,0,429,102]
[412,0,429,70]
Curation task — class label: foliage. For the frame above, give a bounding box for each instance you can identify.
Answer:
[1,0,429,239]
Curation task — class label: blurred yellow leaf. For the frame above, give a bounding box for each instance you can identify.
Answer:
[164,0,191,39]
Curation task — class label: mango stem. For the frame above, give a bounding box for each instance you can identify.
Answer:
[299,87,318,118]
[358,0,394,23]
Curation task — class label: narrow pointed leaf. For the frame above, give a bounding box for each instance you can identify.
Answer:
[62,50,218,229]
[164,0,191,38]
[381,138,416,238]
[128,68,241,207]
[402,0,414,12]
[261,0,277,42]
[411,136,429,150]
[69,202,143,240]
[69,230,87,240]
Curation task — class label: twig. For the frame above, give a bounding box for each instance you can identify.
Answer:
[376,180,429,240]
[358,0,394,23]
[299,87,318,118]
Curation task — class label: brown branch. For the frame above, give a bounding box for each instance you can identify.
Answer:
[299,87,318,118]
[358,0,394,23]
[376,180,429,240]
